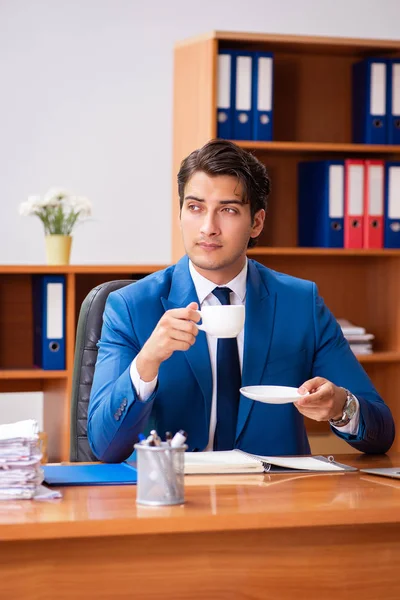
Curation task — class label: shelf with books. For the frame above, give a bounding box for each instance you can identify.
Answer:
[0,265,165,462]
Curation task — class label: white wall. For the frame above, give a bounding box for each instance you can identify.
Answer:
[0,0,399,424]
[0,0,399,266]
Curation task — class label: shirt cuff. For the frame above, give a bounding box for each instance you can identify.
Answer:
[130,357,158,401]
[331,395,360,435]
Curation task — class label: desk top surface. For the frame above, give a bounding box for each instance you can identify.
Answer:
[1,453,399,542]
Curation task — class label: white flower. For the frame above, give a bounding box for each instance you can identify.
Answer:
[19,195,41,215]
[42,187,71,207]
[19,201,34,216]
[69,195,92,218]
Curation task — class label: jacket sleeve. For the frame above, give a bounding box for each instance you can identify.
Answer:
[311,284,395,454]
[87,290,156,462]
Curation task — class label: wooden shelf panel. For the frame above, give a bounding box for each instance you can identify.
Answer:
[358,352,400,364]
[178,31,400,56]
[0,370,68,380]
[235,141,400,154]
[0,265,168,274]
[247,248,400,257]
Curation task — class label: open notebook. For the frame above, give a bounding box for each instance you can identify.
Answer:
[184,450,357,475]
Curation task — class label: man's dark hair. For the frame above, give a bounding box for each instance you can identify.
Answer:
[177,139,271,248]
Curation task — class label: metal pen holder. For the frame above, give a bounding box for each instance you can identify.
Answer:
[134,442,187,506]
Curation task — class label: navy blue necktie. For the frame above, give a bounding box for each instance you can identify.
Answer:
[212,287,241,451]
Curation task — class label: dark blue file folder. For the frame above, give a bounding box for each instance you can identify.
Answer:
[217,49,235,139]
[298,161,344,248]
[252,51,274,141]
[387,59,400,145]
[352,58,387,145]
[384,161,400,248]
[32,275,66,370]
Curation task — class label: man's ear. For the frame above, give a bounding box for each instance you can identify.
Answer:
[250,209,266,238]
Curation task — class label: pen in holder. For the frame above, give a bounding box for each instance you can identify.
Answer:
[134,442,187,506]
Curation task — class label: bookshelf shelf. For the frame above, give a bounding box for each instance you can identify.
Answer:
[0,370,69,380]
[0,265,168,275]
[235,141,400,154]
[172,30,400,454]
[357,352,400,364]
[247,248,400,257]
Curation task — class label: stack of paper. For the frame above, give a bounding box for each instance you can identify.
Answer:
[337,319,374,355]
[0,419,44,499]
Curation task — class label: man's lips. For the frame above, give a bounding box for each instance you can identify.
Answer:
[197,242,222,249]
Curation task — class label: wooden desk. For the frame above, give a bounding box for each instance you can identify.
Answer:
[1,453,400,599]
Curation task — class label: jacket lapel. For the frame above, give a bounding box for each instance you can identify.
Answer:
[161,257,213,426]
[236,260,277,441]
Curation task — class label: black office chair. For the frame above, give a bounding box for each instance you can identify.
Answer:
[69,280,134,461]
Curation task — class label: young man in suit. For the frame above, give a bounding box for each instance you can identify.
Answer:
[88,139,395,462]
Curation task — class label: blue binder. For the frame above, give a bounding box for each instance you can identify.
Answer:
[233,50,253,140]
[217,50,235,139]
[384,161,400,248]
[352,58,387,145]
[252,51,274,141]
[387,59,400,145]
[43,463,137,486]
[298,161,345,248]
[32,275,66,370]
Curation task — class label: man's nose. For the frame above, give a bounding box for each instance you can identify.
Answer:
[200,213,220,236]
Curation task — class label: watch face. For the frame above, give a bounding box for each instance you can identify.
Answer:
[345,395,357,419]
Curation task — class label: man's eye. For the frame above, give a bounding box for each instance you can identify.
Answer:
[188,204,201,211]
[222,207,238,214]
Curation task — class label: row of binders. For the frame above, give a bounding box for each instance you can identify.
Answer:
[217,49,273,141]
[216,53,400,145]
[32,275,66,370]
[353,57,400,145]
[298,160,400,248]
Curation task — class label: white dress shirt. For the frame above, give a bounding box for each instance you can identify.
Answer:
[130,259,360,447]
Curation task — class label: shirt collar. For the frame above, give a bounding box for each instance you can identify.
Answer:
[189,258,248,305]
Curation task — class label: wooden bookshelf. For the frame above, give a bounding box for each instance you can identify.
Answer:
[172,31,400,454]
[0,265,167,461]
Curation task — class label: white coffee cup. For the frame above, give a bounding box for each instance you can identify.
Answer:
[196,305,245,338]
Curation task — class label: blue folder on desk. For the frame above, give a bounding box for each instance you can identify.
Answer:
[43,463,137,486]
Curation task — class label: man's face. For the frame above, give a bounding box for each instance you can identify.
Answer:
[180,171,265,284]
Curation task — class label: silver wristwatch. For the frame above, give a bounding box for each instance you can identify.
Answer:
[329,389,357,427]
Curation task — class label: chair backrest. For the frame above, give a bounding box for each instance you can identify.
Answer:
[70,280,134,461]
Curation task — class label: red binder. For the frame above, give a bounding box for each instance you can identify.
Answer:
[363,159,384,249]
[344,159,365,248]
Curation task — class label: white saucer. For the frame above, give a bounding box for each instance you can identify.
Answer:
[240,385,309,404]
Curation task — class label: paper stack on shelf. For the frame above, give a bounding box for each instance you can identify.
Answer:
[337,319,375,355]
[0,419,59,500]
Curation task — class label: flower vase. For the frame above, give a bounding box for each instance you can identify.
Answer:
[45,235,72,265]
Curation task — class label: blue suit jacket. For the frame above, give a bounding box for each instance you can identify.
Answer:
[88,257,395,462]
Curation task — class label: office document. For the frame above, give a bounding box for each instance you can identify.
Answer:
[184,451,357,474]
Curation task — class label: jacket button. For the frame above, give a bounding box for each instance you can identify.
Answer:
[122,398,128,407]
[114,413,120,421]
